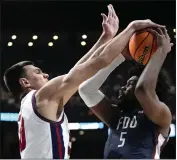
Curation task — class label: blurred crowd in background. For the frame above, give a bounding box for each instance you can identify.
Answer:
[1,1,176,159]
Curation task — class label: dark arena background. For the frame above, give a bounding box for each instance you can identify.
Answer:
[0,0,176,159]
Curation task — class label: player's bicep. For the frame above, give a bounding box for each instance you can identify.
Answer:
[90,98,120,128]
[135,91,172,128]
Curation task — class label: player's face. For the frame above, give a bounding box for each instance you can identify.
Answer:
[23,65,49,90]
[118,76,139,101]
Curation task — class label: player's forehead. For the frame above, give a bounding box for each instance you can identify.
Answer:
[23,65,41,73]
[127,76,139,83]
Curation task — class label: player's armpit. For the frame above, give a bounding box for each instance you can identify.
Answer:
[134,89,172,128]
[33,74,68,121]
[90,98,120,129]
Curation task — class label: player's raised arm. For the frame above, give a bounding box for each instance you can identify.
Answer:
[135,28,173,129]
[61,20,164,91]
[35,19,165,120]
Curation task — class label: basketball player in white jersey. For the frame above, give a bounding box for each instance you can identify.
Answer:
[3,4,164,159]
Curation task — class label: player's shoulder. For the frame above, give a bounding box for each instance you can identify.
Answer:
[21,90,37,106]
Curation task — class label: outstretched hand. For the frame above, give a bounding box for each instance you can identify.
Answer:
[101,4,119,39]
[129,19,165,31]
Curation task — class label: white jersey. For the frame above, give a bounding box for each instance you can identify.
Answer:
[17,90,71,159]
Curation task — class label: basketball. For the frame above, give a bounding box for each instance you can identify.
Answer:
[129,31,158,65]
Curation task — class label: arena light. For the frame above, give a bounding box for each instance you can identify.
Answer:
[11,35,17,40]
[53,35,58,40]
[68,123,80,130]
[0,113,105,130]
[1,112,175,135]
[48,42,53,47]
[174,35,176,39]
[7,42,13,46]
[28,42,33,47]
[82,34,87,39]
[71,137,76,142]
[0,113,18,121]
[79,130,84,135]
[173,28,176,33]
[81,41,86,46]
[32,35,38,40]
[79,122,104,129]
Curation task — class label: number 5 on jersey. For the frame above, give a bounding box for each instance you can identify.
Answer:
[118,132,127,147]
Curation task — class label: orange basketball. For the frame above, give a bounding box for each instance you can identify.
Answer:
[129,31,158,65]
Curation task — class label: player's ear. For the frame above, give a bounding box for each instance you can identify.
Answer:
[19,78,31,88]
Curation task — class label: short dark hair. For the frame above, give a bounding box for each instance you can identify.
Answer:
[3,61,34,99]
[128,64,175,113]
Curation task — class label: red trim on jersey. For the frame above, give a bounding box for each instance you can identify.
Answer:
[56,125,63,159]
[19,116,26,152]
[68,146,71,156]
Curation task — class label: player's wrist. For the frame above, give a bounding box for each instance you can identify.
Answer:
[126,23,136,34]
[161,47,169,55]
[100,32,114,43]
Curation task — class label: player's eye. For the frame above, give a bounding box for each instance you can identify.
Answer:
[36,69,42,74]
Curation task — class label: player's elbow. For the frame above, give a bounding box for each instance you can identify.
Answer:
[150,107,172,128]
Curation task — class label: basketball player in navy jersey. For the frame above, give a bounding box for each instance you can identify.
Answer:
[3,4,164,158]
[79,28,174,159]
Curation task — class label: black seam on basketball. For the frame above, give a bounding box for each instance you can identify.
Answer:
[147,33,154,64]
[134,32,150,59]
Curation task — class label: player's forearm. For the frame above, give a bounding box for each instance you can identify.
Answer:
[136,47,168,91]
[74,34,112,67]
[64,25,135,87]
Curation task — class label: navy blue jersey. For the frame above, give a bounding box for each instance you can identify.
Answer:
[104,108,169,159]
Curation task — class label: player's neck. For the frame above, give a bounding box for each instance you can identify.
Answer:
[19,88,33,100]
